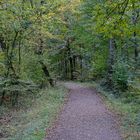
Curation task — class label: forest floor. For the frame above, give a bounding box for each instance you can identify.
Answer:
[1,82,139,140]
[45,82,122,140]
[0,86,68,140]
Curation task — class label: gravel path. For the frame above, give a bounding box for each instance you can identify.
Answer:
[45,82,121,140]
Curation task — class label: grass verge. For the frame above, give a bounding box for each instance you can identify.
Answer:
[0,85,68,140]
[83,82,140,140]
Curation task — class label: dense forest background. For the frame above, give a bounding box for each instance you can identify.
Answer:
[0,0,139,104]
[0,0,140,139]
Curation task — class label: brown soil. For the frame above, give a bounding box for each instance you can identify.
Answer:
[45,82,121,140]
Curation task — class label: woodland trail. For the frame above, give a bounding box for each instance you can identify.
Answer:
[45,82,121,140]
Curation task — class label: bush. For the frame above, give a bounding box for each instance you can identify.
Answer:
[112,60,130,91]
[0,77,38,106]
[91,49,108,79]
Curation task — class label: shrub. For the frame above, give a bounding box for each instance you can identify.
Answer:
[112,60,130,91]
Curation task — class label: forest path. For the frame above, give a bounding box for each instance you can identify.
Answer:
[45,82,121,140]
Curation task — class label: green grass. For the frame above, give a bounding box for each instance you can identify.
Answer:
[84,82,140,140]
[1,81,139,140]
[0,85,68,140]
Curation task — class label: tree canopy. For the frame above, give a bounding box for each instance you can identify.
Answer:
[0,0,139,104]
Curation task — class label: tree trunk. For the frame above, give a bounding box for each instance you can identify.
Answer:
[0,37,6,51]
[73,55,76,72]
[64,58,68,79]
[6,31,19,77]
[39,61,54,87]
[66,39,74,80]
[0,90,5,106]
[80,55,83,82]
[107,38,116,87]
[108,38,115,74]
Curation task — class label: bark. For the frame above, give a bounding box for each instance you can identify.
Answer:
[6,31,19,77]
[69,56,73,80]
[35,38,54,87]
[73,55,76,72]
[0,90,5,106]
[59,60,62,77]
[18,39,22,74]
[108,38,115,74]
[64,59,68,79]
[80,55,83,82]
[107,38,116,87]
[0,37,6,51]
[66,39,74,80]
[39,61,54,87]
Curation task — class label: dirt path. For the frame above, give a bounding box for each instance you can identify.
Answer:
[45,82,121,140]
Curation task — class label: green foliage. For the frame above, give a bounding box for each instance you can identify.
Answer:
[112,60,130,91]
[0,0,139,89]
[0,0,139,139]
[0,77,38,106]
[87,81,140,140]
[91,47,108,79]
[21,53,45,84]
[0,85,67,139]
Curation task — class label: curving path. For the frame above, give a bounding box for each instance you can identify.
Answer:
[45,82,121,140]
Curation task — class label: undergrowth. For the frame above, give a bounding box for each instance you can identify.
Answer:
[87,82,140,140]
[0,85,67,140]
